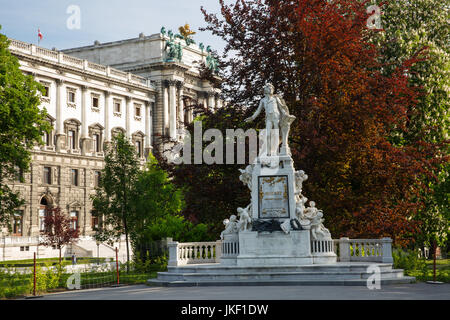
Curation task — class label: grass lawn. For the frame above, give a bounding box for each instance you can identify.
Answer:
[0,260,164,299]
[405,259,450,283]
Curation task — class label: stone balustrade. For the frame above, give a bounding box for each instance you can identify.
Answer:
[311,239,334,254]
[222,239,239,257]
[167,241,222,266]
[338,237,393,263]
[2,236,40,245]
[167,237,394,265]
[8,38,153,89]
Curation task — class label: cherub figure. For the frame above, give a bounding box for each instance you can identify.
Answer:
[220,215,239,239]
[237,204,252,231]
[238,165,253,191]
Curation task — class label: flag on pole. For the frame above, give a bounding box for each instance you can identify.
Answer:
[38,29,43,44]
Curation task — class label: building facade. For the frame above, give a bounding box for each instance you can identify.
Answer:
[1,30,221,260]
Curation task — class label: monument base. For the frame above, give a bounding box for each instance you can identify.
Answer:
[235,230,316,266]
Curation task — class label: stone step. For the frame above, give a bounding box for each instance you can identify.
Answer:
[167,263,394,274]
[147,276,416,287]
[156,269,405,282]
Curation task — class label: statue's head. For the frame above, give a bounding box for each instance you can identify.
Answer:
[230,215,237,222]
[310,201,316,207]
[264,83,274,95]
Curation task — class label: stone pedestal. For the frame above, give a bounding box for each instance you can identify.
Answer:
[250,155,297,221]
[237,230,313,266]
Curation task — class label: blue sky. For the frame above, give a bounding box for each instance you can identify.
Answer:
[0,0,226,53]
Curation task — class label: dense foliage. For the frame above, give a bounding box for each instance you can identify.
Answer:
[162,0,446,245]
[0,27,50,229]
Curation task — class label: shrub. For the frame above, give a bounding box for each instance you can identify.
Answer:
[393,247,428,274]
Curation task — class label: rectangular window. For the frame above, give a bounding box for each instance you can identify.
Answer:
[40,81,50,97]
[135,140,141,157]
[135,104,141,117]
[14,166,24,182]
[68,130,76,150]
[70,211,78,230]
[39,209,46,231]
[43,167,51,184]
[91,216,99,230]
[94,171,101,187]
[92,96,99,108]
[13,211,23,236]
[68,90,76,103]
[93,134,100,152]
[42,86,49,97]
[43,131,51,146]
[113,99,121,113]
[20,246,24,252]
[71,169,78,186]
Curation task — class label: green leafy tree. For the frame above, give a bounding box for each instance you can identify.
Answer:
[371,0,449,250]
[130,154,185,244]
[91,132,140,271]
[0,27,50,230]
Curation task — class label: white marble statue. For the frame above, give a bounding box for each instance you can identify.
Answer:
[303,201,331,240]
[238,165,253,191]
[237,204,252,231]
[294,170,308,197]
[244,83,296,156]
[220,215,239,240]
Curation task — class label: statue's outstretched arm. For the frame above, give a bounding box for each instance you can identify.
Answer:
[245,100,263,122]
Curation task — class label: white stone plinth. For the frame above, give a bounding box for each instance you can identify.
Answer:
[236,230,314,266]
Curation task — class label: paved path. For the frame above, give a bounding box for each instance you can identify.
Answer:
[35,282,449,300]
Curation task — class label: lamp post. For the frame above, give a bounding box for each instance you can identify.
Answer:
[96,241,100,265]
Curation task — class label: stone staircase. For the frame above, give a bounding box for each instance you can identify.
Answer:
[148,262,415,287]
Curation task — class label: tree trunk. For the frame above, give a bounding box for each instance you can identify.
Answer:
[433,241,437,282]
[123,217,130,273]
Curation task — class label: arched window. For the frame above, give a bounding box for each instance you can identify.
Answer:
[132,131,145,158]
[89,123,104,154]
[39,196,51,232]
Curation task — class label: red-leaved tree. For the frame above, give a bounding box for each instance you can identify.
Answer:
[40,207,79,266]
[161,0,445,245]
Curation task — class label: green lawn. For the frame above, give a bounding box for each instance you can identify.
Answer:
[405,259,450,283]
[0,261,163,299]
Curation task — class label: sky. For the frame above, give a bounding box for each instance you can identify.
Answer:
[0,0,226,53]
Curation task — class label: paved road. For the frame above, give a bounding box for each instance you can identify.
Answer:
[35,282,449,300]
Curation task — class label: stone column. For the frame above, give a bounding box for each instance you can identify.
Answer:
[144,101,152,157]
[216,94,222,109]
[339,237,351,262]
[177,82,184,129]
[168,241,179,267]
[125,96,131,139]
[104,91,111,144]
[381,237,393,263]
[80,86,91,155]
[169,81,177,139]
[208,92,215,111]
[55,79,66,152]
[163,81,169,136]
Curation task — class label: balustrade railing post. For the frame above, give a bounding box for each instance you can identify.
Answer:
[215,240,222,262]
[381,237,393,263]
[339,237,351,262]
[167,241,179,266]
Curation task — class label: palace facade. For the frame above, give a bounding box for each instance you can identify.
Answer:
[1,31,221,260]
